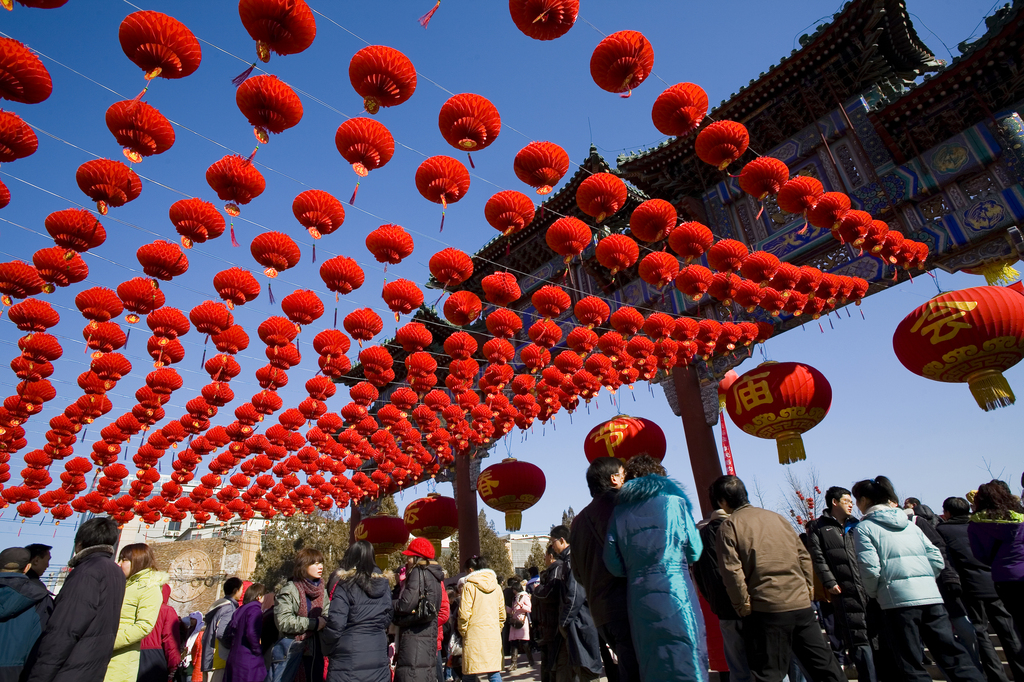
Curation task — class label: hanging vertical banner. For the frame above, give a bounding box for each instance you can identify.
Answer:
[720,411,736,475]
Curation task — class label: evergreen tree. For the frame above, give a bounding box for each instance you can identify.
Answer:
[437,510,514,581]
[524,539,546,570]
[561,506,576,528]
[251,511,349,589]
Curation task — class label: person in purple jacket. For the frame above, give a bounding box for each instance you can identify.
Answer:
[222,583,267,682]
[968,480,1024,641]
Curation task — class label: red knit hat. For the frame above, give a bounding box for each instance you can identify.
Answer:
[402,536,436,559]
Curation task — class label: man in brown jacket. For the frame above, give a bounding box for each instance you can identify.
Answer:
[712,475,846,682]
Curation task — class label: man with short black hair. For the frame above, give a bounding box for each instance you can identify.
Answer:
[807,486,877,681]
[24,544,51,583]
[939,496,1024,682]
[201,577,243,682]
[26,517,126,682]
[570,456,638,682]
[713,475,845,682]
[0,547,52,682]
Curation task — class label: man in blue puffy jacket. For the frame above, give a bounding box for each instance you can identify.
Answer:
[0,547,53,682]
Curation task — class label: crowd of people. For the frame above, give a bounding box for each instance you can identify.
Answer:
[0,462,1022,682]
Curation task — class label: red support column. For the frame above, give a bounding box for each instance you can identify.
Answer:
[456,454,481,568]
[673,365,723,517]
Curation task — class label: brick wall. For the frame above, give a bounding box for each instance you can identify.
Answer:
[151,531,261,616]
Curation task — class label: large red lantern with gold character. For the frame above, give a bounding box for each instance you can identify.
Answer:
[403,493,458,556]
[355,514,409,568]
[583,415,665,463]
[723,361,832,465]
[477,458,545,531]
[893,285,1024,411]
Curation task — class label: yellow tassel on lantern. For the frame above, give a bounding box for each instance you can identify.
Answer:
[776,433,807,465]
[966,260,1022,286]
[967,369,1016,411]
[504,510,522,532]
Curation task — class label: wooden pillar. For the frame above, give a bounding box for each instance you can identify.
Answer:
[672,365,723,517]
[456,454,480,568]
[348,505,361,547]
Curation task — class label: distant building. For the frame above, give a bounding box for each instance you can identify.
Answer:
[502,533,550,569]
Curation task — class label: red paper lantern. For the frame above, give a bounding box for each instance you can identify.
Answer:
[281,290,324,326]
[777,176,824,216]
[403,493,457,555]
[76,159,141,214]
[0,37,53,104]
[189,301,233,337]
[531,285,571,319]
[335,117,395,177]
[443,291,482,326]
[610,306,644,337]
[514,141,569,195]
[509,0,578,40]
[807,192,851,230]
[213,268,260,308]
[707,239,749,274]
[675,265,713,301]
[381,279,423,317]
[320,255,365,295]
[136,240,188,281]
[365,224,414,265]
[395,322,432,352]
[738,157,789,200]
[33,247,87,290]
[349,45,417,114]
[575,296,610,328]
[695,121,749,170]
[629,199,676,243]
[238,0,316,62]
[862,220,890,254]
[484,190,535,236]
[44,209,106,256]
[250,232,299,278]
[481,272,521,306]
[292,190,345,239]
[0,178,9,209]
[117,277,164,322]
[354,514,409,568]
[343,308,383,343]
[75,287,123,323]
[893,285,1024,411]
[206,155,266,215]
[576,172,627,223]
[546,216,591,262]
[416,156,470,212]
[668,221,714,262]
[708,272,740,305]
[477,457,545,531]
[834,209,871,247]
[438,93,501,151]
[638,251,680,289]
[583,415,665,463]
[105,100,176,162]
[590,30,654,97]
[429,248,474,287]
[7,299,58,332]
[235,74,303,142]
[651,83,708,137]
[739,251,781,286]
[169,198,225,248]
[0,111,38,163]
[723,361,832,464]
[595,234,639,275]
[118,11,201,79]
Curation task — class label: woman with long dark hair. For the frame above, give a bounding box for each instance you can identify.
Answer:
[105,544,167,682]
[223,583,267,682]
[268,548,329,682]
[322,541,394,682]
[969,479,1024,638]
[851,477,983,682]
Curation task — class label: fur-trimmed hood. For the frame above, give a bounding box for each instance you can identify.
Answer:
[617,474,695,515]
[329,567,395,599]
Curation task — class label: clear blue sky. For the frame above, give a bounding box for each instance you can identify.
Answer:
[1,0,1017,570]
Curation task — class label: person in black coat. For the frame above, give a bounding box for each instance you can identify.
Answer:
[939,497,1024,682]
[569,457,638,682]
[807,486,877,682]
[25,517,126,682]
[0,547,53,682]
[393,539,444,682]
[322,541,394,682]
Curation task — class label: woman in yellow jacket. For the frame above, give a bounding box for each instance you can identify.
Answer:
[104,544,167,682]
[457,556,506,682]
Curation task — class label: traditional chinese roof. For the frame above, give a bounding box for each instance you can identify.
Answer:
[617,0,942,199]
[429,146,648,299]
[870,0,1024,162]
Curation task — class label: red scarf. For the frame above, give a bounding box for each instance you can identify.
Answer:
[293,579,324,643]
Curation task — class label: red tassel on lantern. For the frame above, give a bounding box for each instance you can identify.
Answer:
[349,182,360,205]
[418,0,440,28]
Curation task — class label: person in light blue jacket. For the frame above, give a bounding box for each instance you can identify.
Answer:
[851,477,983,682]
[604,455,707,682]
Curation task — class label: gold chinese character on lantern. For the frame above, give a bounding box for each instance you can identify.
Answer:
[910,300,979,344]
[354,524,368,541]
[477,470,500,498]
[404,503,421,526]
[590,420,630,456]
[731,372,774,416]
